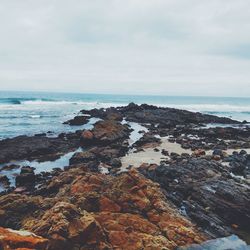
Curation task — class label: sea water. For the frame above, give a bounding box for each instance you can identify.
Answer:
[0,91,250,140]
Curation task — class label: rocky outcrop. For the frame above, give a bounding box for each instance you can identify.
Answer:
[0,167,205,249]
[0,103,249,249]
[139,158,250,239]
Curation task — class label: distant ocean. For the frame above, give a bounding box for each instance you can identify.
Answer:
[0,91,250,140]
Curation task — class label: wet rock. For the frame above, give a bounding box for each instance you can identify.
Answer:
[63,115,89,125]
[0,227,48,250]
[229,153,250,177]
[0,164,20,172]
[119,103,240,128]
[0,134,79,164]
[140,158,250,239]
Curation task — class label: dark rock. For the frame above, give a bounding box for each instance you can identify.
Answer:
[69,151,96,165]
[63,115,90,126]
[133,133,160,148]
[15,166,35,187]
[0,134,79,164]
[161,149,169,156]
[140,158,250,238]
[110,158,122,168]
[240,149,247,155]
[213,149,223,156]
[0,164,20,172]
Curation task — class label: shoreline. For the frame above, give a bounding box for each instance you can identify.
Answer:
[0,102,250,249]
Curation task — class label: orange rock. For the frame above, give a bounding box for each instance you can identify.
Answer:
[99,197,121,212]
[81,130,94,140]
[1,167,206,249]
[0,227,48,250]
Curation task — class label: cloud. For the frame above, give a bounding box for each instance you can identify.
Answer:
[0,0,250,96]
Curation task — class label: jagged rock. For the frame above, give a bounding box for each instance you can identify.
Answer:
[25,202,108,249]
[140,158,250,239]
[0,167,206,249]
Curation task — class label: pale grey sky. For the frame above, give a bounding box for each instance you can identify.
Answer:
[0,0,250,96]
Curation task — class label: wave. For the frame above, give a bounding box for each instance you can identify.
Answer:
[153,104,250,113]
[0,114,60,119]
[0,97,250,114]
[0,97,55,105]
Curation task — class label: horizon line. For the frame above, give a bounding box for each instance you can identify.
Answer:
[0,89,249,99]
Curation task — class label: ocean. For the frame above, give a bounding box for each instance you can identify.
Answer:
[0,91,250,140]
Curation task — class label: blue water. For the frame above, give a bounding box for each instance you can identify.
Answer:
[0,91,250,140]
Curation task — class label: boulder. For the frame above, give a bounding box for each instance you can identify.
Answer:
[88,120,129,145]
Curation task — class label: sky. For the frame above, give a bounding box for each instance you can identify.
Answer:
[0,0,250,97]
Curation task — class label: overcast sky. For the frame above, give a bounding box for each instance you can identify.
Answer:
[0,0,250,97]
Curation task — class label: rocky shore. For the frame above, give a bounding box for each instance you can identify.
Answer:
[0,103,249,249]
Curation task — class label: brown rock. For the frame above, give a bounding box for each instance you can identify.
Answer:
[193,149,206,157]
[92,120,129,144]
[0,166,206,249]
[81,130,94,140]
[99,197,121,212]
[212,155,221,161]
